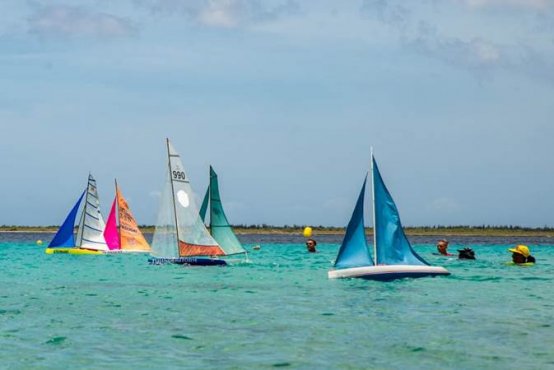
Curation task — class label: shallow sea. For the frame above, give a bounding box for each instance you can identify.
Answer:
[1,233,553,369]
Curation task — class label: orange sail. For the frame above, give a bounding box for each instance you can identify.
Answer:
[116,185,151,252]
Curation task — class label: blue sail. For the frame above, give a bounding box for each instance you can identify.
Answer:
[334,176,373,269]
[373,157,429,266]
[49,190,86,248]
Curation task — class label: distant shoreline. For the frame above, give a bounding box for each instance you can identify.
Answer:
[1,226,553,237]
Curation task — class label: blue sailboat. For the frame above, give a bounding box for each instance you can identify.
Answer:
[328,154,450,280]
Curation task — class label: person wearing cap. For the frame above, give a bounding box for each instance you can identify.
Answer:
[436,239,454,256]
[306,239,317,253]
[508,245,536,265]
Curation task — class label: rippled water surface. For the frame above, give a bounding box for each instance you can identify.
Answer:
[1,233,553,369]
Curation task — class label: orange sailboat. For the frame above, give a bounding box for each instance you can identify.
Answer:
[104,181,151,253]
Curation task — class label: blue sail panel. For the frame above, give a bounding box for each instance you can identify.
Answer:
[49,190,86,248]
[334,176,373,269]
[373,157,429,266]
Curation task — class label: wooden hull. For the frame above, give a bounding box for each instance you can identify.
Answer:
[328,265,450,281]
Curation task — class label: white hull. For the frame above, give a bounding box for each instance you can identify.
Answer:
[328,265,450,280]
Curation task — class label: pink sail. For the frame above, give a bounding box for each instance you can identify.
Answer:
[104,197,121,250]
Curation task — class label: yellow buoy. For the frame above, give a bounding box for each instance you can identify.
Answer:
[36,240,43,245]
[302,227,313,238]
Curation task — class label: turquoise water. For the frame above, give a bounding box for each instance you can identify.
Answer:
[1,233,553,369]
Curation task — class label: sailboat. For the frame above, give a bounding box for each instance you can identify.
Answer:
[149,139,229,266]
[328,154,450,280]
[103,181,151,253]
[46,174,109,255]
[199,166,247,258]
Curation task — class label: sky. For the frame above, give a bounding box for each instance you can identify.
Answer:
[1,0,553,228]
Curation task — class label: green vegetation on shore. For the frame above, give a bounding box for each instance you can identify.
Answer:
[2,224,554,237]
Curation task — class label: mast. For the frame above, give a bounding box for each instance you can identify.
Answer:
[371,148,377,265]
[167,138,181,250]
[208,165,212,232]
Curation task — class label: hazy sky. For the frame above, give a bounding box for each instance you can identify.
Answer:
[1,0,553,227]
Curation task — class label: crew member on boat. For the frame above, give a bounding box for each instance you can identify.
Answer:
[509,245,535,265]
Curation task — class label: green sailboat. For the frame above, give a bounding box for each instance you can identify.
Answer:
[200,166,247,257]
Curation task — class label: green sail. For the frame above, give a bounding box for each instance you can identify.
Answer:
[208,166,246,255]
[199,186,209,223]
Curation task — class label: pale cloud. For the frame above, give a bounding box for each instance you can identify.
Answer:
[28,5,137,38]
[361,0,554,84]
[133,0,300,28]
[426,197,461,214]
[409,22,505,71]
[461,0,554,10]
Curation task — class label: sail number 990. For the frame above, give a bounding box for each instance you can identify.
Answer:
[173,171,186,180]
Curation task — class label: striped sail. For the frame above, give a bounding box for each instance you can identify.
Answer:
[76,174,108,251]
[151,139,224,258]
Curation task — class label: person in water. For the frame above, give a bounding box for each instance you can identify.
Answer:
[458,247,476,260]
[436,239,454,256]
[306,239,317,253]
[509,245,535,264]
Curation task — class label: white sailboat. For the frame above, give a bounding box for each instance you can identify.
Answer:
[46,174,108,255]
[149,139,228,265]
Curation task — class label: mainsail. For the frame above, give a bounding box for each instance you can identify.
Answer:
[117,184,151,252]
[75,174,108,251]
[104,183,151,252]
[333,176,373,269]
[48,190,86,248]
[199,166,246,255]
[372,157,428,266]
[151,139,224,258]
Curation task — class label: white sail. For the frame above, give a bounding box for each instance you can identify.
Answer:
[76,174,108,251]
[151,140,222,258]
[151,169,179,258]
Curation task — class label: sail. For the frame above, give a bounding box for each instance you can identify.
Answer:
[151,168,179,258]
[199,186,209,223]
[372,157,428,266]
[151,140,224,257]
[104,198,121,250]
[334,176,373,269]
[208,166,246,255]
[75,174,109,251]
[116,184,151,252]
[49,190,86,247]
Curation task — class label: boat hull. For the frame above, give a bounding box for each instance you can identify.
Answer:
[328,265,450,281]
[148,257,227,266]
[104,250,150,254]
[45,248,104,255]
